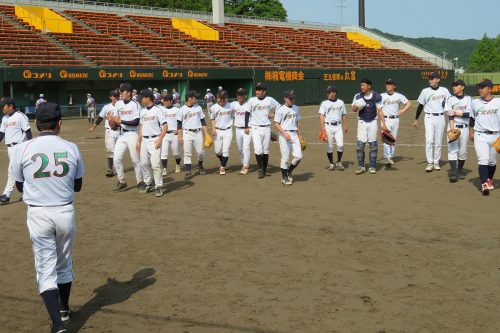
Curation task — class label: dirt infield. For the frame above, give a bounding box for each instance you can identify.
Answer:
[1,104,499,333]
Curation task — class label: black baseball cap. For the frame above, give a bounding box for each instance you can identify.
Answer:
[218,90,228,98]
[283,90,296,99]
[428,72,441,79]
[110,89,120,97]
[385,78,396,85]
[139,88,154,100]
[326,86,337,93]
[119,83,133,91]
[255,82,267,90]
[186,90,200,98]
[360,78,373,85]
[452,79,465,87]
[162,94,173,101]
[477,79,493,88]
[0,97,15,107]
[36,102,62,121]
[237,88,247,96]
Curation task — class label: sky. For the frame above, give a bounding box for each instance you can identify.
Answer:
[280,0,499,40]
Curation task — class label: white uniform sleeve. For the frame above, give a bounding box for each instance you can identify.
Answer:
[296,107,302,121]
[132,103,140,119]
[444,88,452,99]
[74,145,84,179]
[400,94,409,105]
[8,144,24,182]
[271,97,281,112]
[466,97,473,113]
[98,105,107,119]
[318,101,326,115]
[199,107,205,120]
[176,109,183,122]
[341,101,347,115]
[19,114,30,131]
[444,97,452,114]
[417,90,426,105]
[274,107,283,123]
[0,117,6,133]
[209,105,216,120]
[157,109,166,125]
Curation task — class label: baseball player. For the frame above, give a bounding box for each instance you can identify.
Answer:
[204,89,215,113]
[414,72,452,172]
[231,88,252,175]
[88,89,120,177]
[136,89,168,197]
[86,93,96,125]
[210,90,233,175]
[469,79,499,196]
[177,90,209,179]
[153,88,161,105]
[352,78,388,174]
[107,83,144,192]
[319,86,347,171]
[245,82,281,178]
[274,90,302,185]
[445,79,473,182]
[160,95,182,175]
[172,88,181,108]
[35,93,46,110]
[0,97,32,204]
[380,79,412,166]
[132,89,139,102]
[9,102,84,333]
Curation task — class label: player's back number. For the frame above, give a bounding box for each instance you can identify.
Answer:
[31,152,70,178]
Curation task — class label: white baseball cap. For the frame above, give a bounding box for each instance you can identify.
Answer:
[218,86,223,90]
[153,88,158,92]
[40,94,44,98]
[87,93,91,97]
[207,88,211,92]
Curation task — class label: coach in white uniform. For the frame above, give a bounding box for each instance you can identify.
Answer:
[177,90,209,179]
[0,97,32,204]
[469,79,499,196]
[88,89,120,177]
[381,79,411,166]
[160,94,182,175]
[231,88,252,175]
[108,83,144,192]
[210,90,233,175]
[245,82,281,178]
[136,89,167,197]
[9,103,84,333]
[319,86,347,171]
[414,72,451,172]
[445,79,473,182]
[275,90,302,185]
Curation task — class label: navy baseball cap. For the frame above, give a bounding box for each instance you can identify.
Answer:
[139,89,154,100]
[452,79,465,87]
[236,88,247,96]
[36,102,61,121]
[326,86,337,93]
[162,94,173,101]
[186,90,200,98]
[218,90,228,98]
[385,78,396,85]
[110,89,120,97]
[255,82,267,90]
[428,72,441,79]
[360,78,373,85]
[283,90,296,99]
[119,83,133,91]
[0,97,15,107]
[477,79,493,88]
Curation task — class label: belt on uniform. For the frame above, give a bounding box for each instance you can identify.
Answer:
[430,113,443,116]
[286,130,297,132]
[384,115,398,119]
[6,142,19,147]
[185,128,201,132]
[29,201,73,208]
[455,124,468,128]
[255,124,270,127]
[216,127,231,130]
[143,135,158,139]
[477,130,499,134]
[326,121,339,125]
[121,128,131,132]
[166,130,174,134]
[236,127,247,129]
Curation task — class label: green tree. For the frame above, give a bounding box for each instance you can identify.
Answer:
[468,34,500,72]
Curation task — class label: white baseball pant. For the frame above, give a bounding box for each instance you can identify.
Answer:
[357,120,378,143]
[27,204,76,294]
[235,127,251,166]
[424,114,445,165]
[474,132,498,166]
[161,132,181,160]
[279,131,302,169]
[105,129,120,158]
[382,118,399,158]
[214,128,233,158]
[183,130,204,165]
[3,145,17,197]
[324,123,344,153]
[447,126,469,161]
[140,138,162,188]
[113,131,143,184]
[251,125,271,155]
[87,108,96,120]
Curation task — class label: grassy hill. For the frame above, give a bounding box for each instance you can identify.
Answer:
[369,28,478,69]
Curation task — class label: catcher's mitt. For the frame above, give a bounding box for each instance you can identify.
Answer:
[270,131,278,142]
[204,134,213,148]
[493,136,500,153]
[447,129,461,143]
[381,129,396,146]
[108,120,119,130]
[318,131,328,142]
[300,136,306,151]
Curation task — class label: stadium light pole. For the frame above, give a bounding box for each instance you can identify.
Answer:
[359,0,365,28]
[213,0,224,25]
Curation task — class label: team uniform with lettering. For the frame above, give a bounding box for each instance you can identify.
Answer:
[275,103,302,184]
[247,96,281,154]
[318,98,346,159]
[210,102,234,171]
[380,92,409,159]
[417,86,451,168]
[113,99,143,186]
[204,92,215,113]
[445,95,473,163]
[177,104,205,167]
[231,100,252,171]
[160,105,181,174]
[98,102,120,160]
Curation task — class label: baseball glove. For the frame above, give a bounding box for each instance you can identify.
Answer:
[108,120,119,130]
[300,136,306,151]
[381,129,396,146]
[318,131,328,142]
[204,134,213,148]
[493,136,500,153]
[447,129,461,143]
[270,131,278,142]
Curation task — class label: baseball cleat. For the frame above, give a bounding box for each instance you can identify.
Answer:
[287,175,293,184]
[175,165,181,173]
[51,328,67,333]
[105,169,114,177]
[487,179,495,190]
[239,166,249,175]
[335,162,345,170]
[457,171,465,180]
[199,166,206,175]
[258,169,265,179]
[481,182,490,196]
[140,183,153,193]
[0,194,10,204]
[425,164,434,172]
[281,178,292,185]
[368,168,377,174]
[184,171,192,180]
[328,163,335,171]
[449,175,458,183]
[355,167,365,175]
[386,158,394,166]
[219,167,226,175]
[60,309,71,322]
[155,188,163,197]
[434,164,441,171]
[162,168,167,176]
[113,182,127,192]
